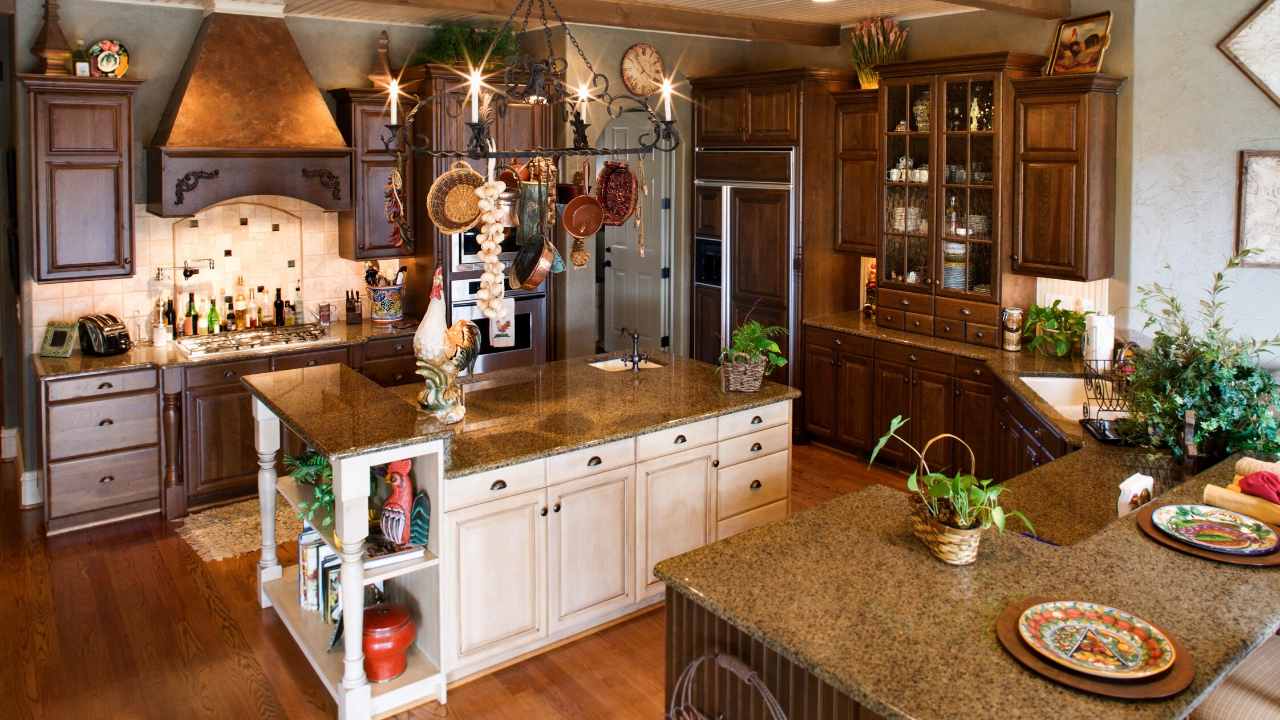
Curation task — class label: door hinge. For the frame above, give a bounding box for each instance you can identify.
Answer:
[661,197,671,210]
[661,335,670,348]
[661,267,671,279]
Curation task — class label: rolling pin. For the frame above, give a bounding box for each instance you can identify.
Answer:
[1204,481,1280,525]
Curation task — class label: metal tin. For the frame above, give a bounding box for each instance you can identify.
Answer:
[1001,307,1025,352]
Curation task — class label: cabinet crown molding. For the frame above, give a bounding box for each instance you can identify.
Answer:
[1011,73,1127,95]
[876,51,1046,79]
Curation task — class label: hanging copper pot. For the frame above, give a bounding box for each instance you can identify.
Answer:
[596,161,637,226]
[563,160,604,240]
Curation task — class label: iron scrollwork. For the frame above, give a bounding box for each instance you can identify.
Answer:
[301,168,342,201]
[174,169,220,207]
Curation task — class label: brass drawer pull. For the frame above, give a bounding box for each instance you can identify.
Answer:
[98,418,114,427]
[749,479,763,490]
[490,479,507,491]
[674,434,687,444]
[587,455,603,467]
[99,475,115,484]
[750,415,763,425]
[97,381,114,390]
[750,442,763,452]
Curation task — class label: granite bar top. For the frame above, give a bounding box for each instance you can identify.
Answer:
[655,457,1280,720]
[32,319,418,380]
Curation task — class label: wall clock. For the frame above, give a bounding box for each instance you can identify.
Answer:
[620,43,665,96]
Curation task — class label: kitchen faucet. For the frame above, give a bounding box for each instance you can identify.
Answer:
[624,331,648,372]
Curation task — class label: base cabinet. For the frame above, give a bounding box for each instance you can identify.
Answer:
[548,468,635,633]
[635,446,717,599]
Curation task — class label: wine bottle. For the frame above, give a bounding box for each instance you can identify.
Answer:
[207,298,220,335]
[247,288,258,329]
[234,277,248,331]
[225,296,236,332]
[274,288,285,327]
[257,286,270,327]
[184,293,197,336]
[165,299,177,339]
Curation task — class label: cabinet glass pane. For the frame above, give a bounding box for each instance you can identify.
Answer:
[909,84,932,133]
[886,135,907,181]
[907,186,930,236]
[906,236,930,286]
[941,238,967,292]
[885,235,907,283]
[967,188,993,241]
[967,242,993,295]
[887,85,908,132]
[971,135,994,186]
[971,80,995,132]
[945,81,968,132]
[886,186,908,233]
[945,136,967,184]
[943,187,966,239]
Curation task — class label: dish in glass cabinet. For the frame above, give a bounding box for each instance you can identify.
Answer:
[1018,601,1176,680]
[1151,504,1278,556]
[88,40,129,78]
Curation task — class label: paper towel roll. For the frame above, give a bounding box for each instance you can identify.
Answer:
[1084,313,1115,364]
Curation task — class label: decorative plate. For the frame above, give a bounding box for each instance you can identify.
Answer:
[88,40,129,78]
[1151,504,1279,556]
[620,43,664,96]
[1018,601,1176,680]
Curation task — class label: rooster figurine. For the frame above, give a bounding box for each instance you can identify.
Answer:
[415,267,480,423]
[379,459,414,547]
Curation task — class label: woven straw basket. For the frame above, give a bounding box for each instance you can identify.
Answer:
[721,353,767,393]
[908,434,983,565]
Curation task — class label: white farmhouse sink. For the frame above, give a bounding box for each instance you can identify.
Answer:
[588,358,664,372]
[1018,376,1087,421]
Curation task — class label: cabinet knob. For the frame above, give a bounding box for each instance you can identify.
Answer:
[99,475,115,484]
[306,360,317,367]
[903,375,909,384]
[943,324,953,333]
[98,418,114,427]
[394,343,405,352]
[489,479,507,492]
[223,370,235,379]
[1012,254,1020,264]
[97,381,114,390]
[960,308,972,317]
[553,502,561,513]
[712,459,720,468]
[540,507,548,517]
[900,299,910,307]
[908,354,918,362]
[833,337,842,346]
[975,331,985,339]
[750,416,763,425]
[393,373,405,382]
[587,455,603,467]
[749,479,763,490]
[1033,428,1043,438]
[973,368,983,376]
[674,434,687,445]
[750,442,763,452]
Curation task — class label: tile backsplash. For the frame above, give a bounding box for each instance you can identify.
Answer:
[25,195,399,352]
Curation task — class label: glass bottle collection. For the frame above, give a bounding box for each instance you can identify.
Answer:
[153,275,305,341]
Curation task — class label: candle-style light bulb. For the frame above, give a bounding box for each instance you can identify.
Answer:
[661,77,673,122]
[576,82,589,115]
[388,79,399,125]
[468,68,483,124]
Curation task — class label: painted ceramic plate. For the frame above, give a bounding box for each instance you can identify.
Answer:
[1018,601,1176,680]
[88,39,129,78]
[1151,504,1278,556]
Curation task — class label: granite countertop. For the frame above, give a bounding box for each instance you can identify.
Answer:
[244,353,799,474]
[655,457,1280,720]
[32,320,418,380]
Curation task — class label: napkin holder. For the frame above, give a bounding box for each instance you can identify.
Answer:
[1118,473,1154,516]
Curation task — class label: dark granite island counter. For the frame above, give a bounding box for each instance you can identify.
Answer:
[655,457,1280,720]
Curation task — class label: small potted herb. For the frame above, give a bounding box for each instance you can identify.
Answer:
[285,451,335,528]
[1023,299,1092,357]
[719,321,787,392]
[870,416,1033,565]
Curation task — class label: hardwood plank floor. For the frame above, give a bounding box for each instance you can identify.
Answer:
[0,442,900,719]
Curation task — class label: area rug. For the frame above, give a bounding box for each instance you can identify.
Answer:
[177,498,303,562]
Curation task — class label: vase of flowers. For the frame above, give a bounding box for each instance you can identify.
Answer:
[849,17,908,90]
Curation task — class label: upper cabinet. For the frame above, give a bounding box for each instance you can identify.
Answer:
[695,86,747,145]
[333,88,415,260]
[746,83,799,144]
[833,90,878,255]
[1011,74,1124,282]
[691,69,850,148]
[22,75,142,283]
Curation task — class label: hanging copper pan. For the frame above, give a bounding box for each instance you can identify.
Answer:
[510,239,556,290]
[596,161,637,226]
[563,160,604,240]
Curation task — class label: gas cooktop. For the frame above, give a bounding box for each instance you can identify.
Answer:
[174,324,332,357]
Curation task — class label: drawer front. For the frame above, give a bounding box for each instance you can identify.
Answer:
[806,327,874,357]
[718,401,789,440]
[717,450,789,520]
[273,346,350,371]
[445,459,546,512]
[48,369,156,402]
[186,358,273,388]
[904,312,934,336]
[718,424,789,469]
[48,393,158,461]
[876,307,905,331]
[363,336,414,360]
[360,356,418,387]
[955,357,991,383]
[717,498,788,541]
[875,340,956,375]
[636,418,717,462]
[935,297,999,326]
[934,317,965,341]
[966,322,999,348]
[48,446,159,519]
[547,438,635,483]
[879,288,933,316]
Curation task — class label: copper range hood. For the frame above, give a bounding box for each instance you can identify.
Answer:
[147,12,352,216]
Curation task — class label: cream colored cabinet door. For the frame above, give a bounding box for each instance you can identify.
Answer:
[547,467,635,634]
[444,487,548,670]
[635,445,717,598]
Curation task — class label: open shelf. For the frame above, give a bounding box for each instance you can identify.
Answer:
[264,565,444,715]
[276,475,440,586]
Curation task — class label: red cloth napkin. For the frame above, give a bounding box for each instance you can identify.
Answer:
[1240,471,1280,504]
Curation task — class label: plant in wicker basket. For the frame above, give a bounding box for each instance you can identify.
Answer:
[869,416,1033,565]
[718,321,787,393]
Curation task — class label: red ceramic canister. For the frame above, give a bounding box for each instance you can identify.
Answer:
[363,604,416,683]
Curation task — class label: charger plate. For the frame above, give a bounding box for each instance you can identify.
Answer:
[1136,503,1280,567]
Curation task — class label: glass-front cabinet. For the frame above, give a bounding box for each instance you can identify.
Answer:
[939,74,998,301]
[880,76,935,291]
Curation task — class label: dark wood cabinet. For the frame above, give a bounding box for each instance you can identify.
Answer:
[695,86,746,145]
[694,186,722,238]
[692,284,722,365]
[746,84,799,144]
[803,341,839,443]
[803,327,875,453]
[184,381,260,502]
[1011,74,1124,282]
[954,377,994,478]
[913,368,954,473]
[872,359,912,467]
[22,75,142,283]
[835,352,875,451]
[729,188,790,307]
[833,91,879,255]
[991,379,1067,482]
[333,89,416,260]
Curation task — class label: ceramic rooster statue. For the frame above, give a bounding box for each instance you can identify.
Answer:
[415,267,480,424]
[379,459,414,547]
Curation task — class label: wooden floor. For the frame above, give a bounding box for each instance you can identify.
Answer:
[0,443,901,720]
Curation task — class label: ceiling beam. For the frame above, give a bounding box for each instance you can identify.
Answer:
[945,0,1070,19]
[335,0,844,46]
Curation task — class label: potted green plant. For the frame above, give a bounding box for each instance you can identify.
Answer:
[719,321,787,392]
[285,451,335,528]
[407,22,518,67]
[1118,252,1280,467]
[869,416,1032,565]
[1023,299,1092,357]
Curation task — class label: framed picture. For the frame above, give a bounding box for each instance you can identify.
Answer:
[40,322,78,358]
[1236,150,1280,266]
[1046,11,1113,76]
[1219,0,1280,111]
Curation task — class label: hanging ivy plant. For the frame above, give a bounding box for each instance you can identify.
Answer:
[409,22,518,67]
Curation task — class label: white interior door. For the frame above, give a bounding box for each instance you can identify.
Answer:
[598,113,673,353]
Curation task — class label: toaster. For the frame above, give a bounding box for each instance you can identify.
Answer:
[78,314,133,356]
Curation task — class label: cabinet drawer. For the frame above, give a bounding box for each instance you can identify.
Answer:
[547,438,635,483]
[445,459,546,512]
[805,326,874,357]
[363,335,414,360]
[718,401,789,440]
[956,357,992,383]
[47,368,155,402]
[47,393,158,461]
[876,307,905,331]
[636,418,717,462]
[186,358,273,388]
[273,346,349,370]
[717,498,788,541]
[934,317,965,341]
[904,312,933,335]
[360,356,418,387]
[966,322,999,348]
[875,341,956,375]
[718,424,789,469]
[717,450,788,520]
[48,446,159,519]
[935,297,999,326]
[879,288,933,316]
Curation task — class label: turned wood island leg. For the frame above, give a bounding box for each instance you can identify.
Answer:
[334,454,372,719]
[253,398,283,608]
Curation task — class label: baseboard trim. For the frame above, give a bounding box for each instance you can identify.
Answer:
[15,442,43,509]
[1,427,16,461]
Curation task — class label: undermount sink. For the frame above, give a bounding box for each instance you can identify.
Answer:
[588,358,664,372]
[1018,376,1088,421]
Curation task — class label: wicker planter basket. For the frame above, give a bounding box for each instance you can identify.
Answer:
[909,497,983,565]
[721,353,768,393]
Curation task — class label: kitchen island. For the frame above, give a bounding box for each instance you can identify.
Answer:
[243,355,799,719]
